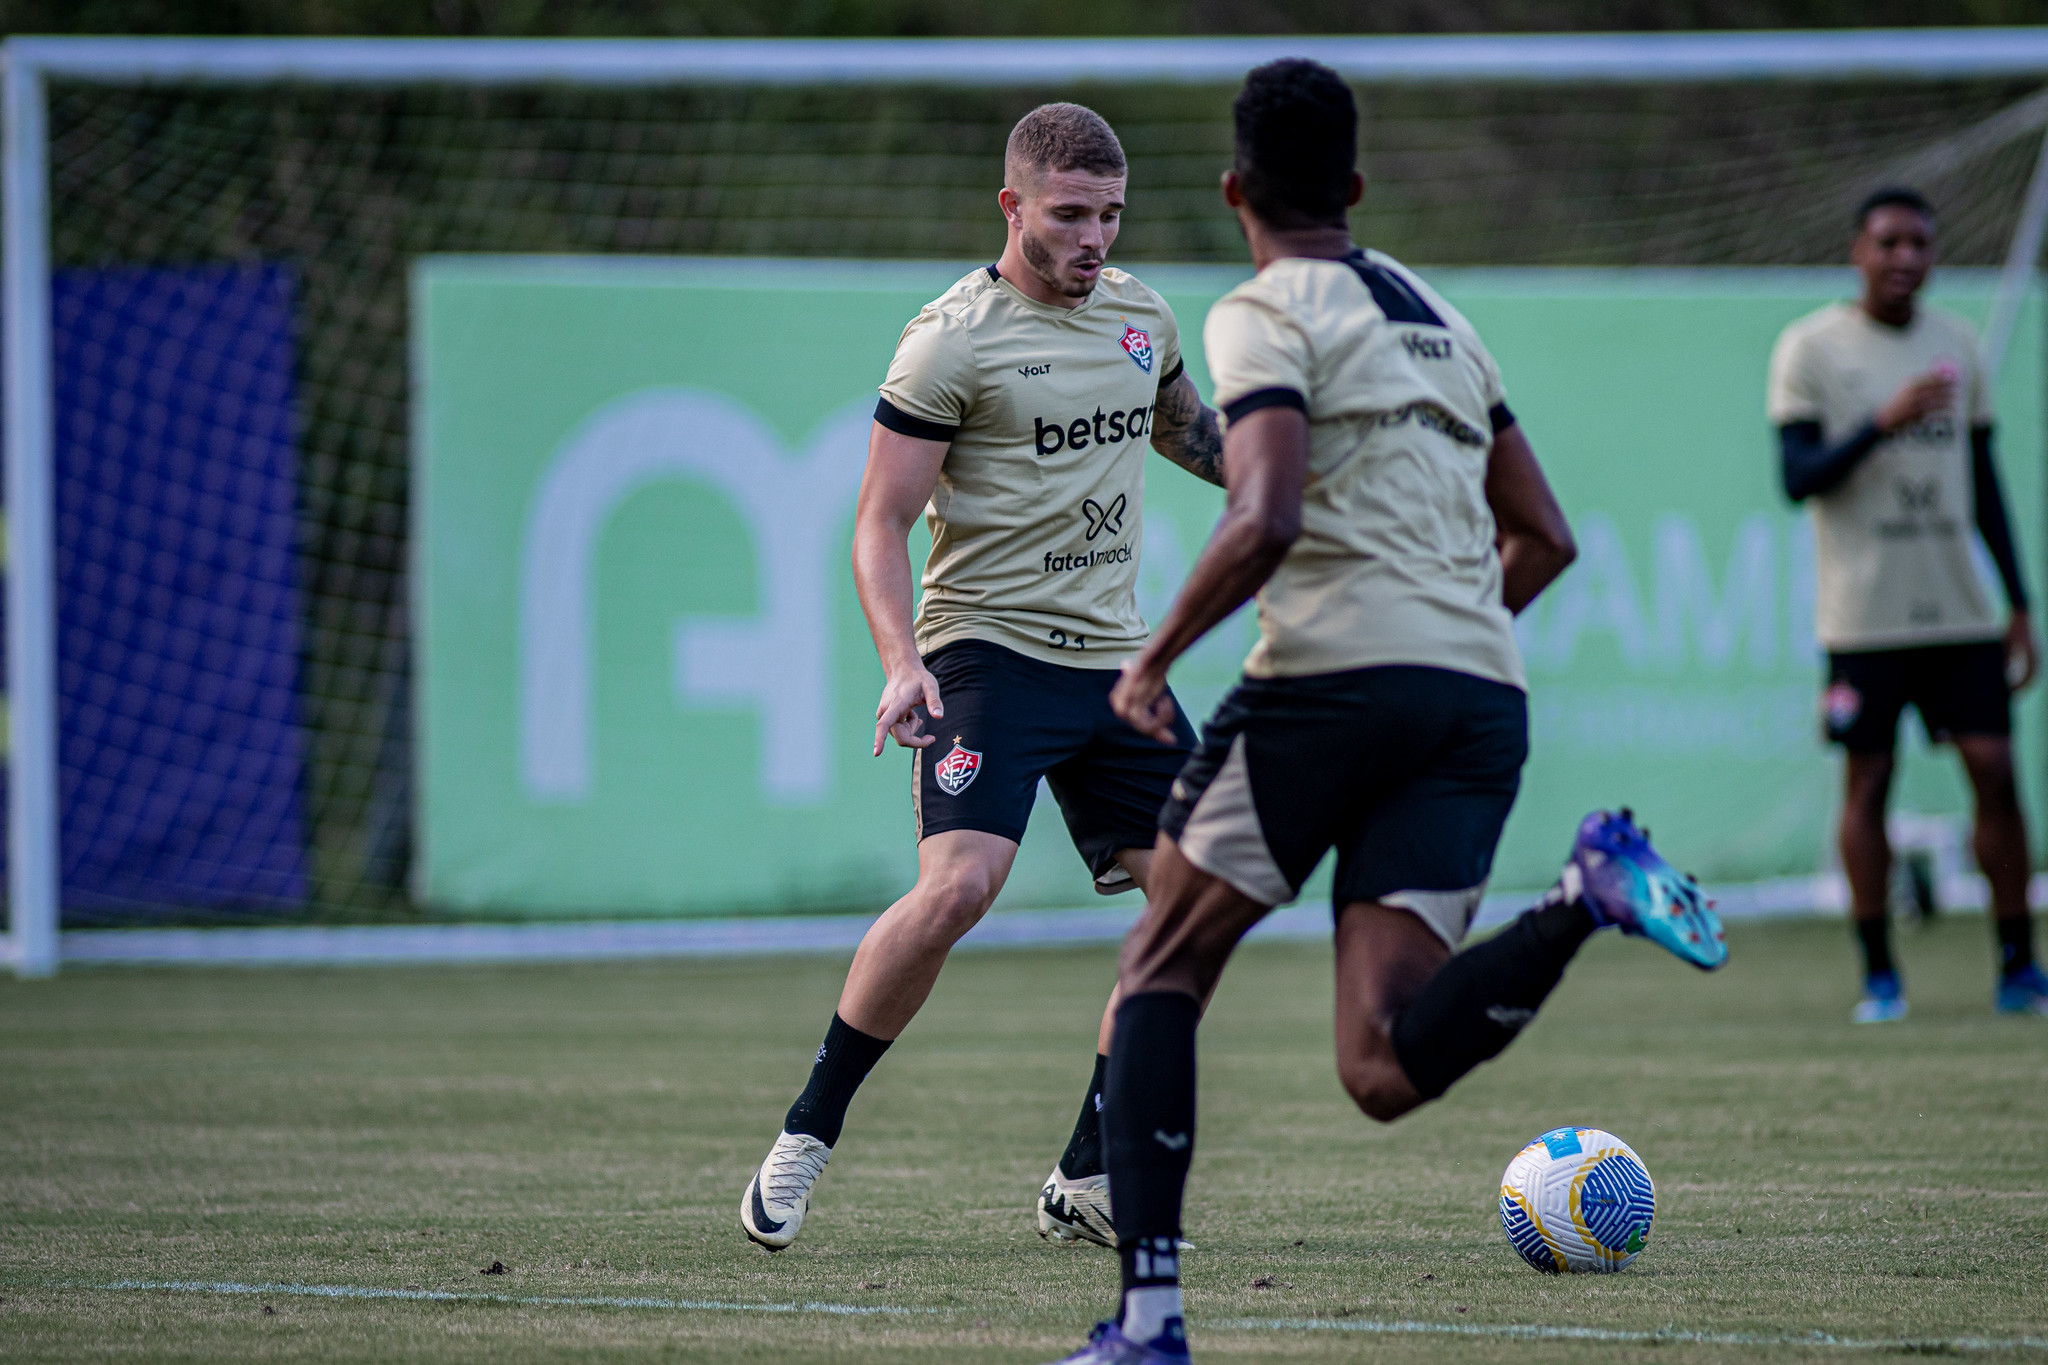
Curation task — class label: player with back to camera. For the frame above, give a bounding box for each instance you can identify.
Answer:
[1044,60,1729,1364]
[740,103,1230,1252]
[1769,187,2048,1023]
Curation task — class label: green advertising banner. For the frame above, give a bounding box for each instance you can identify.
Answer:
[414,258,2042,918]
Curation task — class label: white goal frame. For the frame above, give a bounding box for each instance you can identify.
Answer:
[9,29,2048,975]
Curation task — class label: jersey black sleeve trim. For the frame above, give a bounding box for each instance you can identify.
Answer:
[1489,402,1515,434]
[1223,387,1308,423]
[874,396,959,442]
[1345,250,1447,327]
[1158,357,1185,389]
[1972,424,2030,611]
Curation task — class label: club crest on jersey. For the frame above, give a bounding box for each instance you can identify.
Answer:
[1119,324,1153,374]
[934,741,982,795]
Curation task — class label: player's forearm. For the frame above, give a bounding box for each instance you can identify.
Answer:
[1138,466,1294,679]
[1136,407,1307,674]
[1150,374,1226,487]
[851,515,925,674]
[1483,423,1575,615]
[1135,503,1296,677]
[1780,419,1881,501]
[1498,532,1575,615]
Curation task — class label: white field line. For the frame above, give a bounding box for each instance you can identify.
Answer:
[73,1282,2048,1351]
[1218,1316,2048,1353]
[85,1279,932,1317]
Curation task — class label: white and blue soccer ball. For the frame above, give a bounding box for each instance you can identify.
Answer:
[1498,1126,1656,1273]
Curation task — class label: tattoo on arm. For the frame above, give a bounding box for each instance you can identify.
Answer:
[1149,373,1225,487]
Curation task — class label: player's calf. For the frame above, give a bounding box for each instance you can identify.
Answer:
[1370,810,1725,1112]
[1385,893,1598,1103]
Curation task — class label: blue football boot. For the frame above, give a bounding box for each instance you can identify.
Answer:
[1043,1321,1190,1364]
[1561,809,1727,971]
[1853,970,1908,1024]
[1995,963,2048,1016]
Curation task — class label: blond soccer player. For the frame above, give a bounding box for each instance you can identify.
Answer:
[741,104,1226,1252]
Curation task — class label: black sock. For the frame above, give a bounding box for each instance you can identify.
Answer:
[1105,991,1199,1276]
[782,1013,892,1147]
[1390,898,1595,1102]
[1855,916,1895,980]
[1996,914,2035,977]
[1058,1052,1109,1179]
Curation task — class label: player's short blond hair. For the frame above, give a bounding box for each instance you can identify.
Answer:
[1004,103,1126,193]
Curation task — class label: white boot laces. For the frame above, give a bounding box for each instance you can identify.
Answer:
[763,1138,829,1208]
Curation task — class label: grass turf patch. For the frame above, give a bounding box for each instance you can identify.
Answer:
[2,915,2045,1361]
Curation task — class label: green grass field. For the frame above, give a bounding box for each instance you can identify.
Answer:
[3,915,2045,1362]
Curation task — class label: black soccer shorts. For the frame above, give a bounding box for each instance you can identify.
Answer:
[913,639,1198,893]
[1159,663,1528,948]
[1822,640,2011,754]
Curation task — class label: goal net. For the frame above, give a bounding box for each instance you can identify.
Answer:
[10,35,2048,959]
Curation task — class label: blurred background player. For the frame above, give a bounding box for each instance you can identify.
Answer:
[1769,186,2048,1023]
[1047,60,1725,1364]
[741,103,1228,1252]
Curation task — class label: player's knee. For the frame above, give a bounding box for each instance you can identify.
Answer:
[913,866,1000,943]
[1115,933,1222,1000]
[1336,1053,1414,1124]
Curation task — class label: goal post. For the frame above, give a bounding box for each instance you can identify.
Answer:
[11,30,2048,975]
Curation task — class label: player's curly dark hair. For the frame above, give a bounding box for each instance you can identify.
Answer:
[1005,103,1126,190]
[1855,185,1934,230]
[1233,59,1357,229]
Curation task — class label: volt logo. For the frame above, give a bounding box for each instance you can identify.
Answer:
[518,390,868,806]
[1401,331,1453,360]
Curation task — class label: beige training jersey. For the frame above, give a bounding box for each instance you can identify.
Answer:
[878,265,1182,667]
[1203,250,1524,689]
[1766,302,1999,650]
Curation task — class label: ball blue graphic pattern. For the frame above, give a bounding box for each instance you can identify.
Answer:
[1498,1192,1558,1271]
[1580,1151,1656,1253]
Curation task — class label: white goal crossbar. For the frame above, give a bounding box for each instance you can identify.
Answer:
[13,30,2048,86]
[10,30,2048,974]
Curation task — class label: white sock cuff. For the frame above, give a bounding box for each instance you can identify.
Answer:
[1121,1284,1183,1344]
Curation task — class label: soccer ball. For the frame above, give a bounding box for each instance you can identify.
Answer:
[1498,1127,1656,1273]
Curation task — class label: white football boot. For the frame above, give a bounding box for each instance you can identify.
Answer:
[1037,1165,1116,1248]
[740,1131,832,1251]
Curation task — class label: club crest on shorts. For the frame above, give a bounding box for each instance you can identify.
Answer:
[1824,681,1862,731]
[934,740,982,795]
[1119,323,1153,374]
